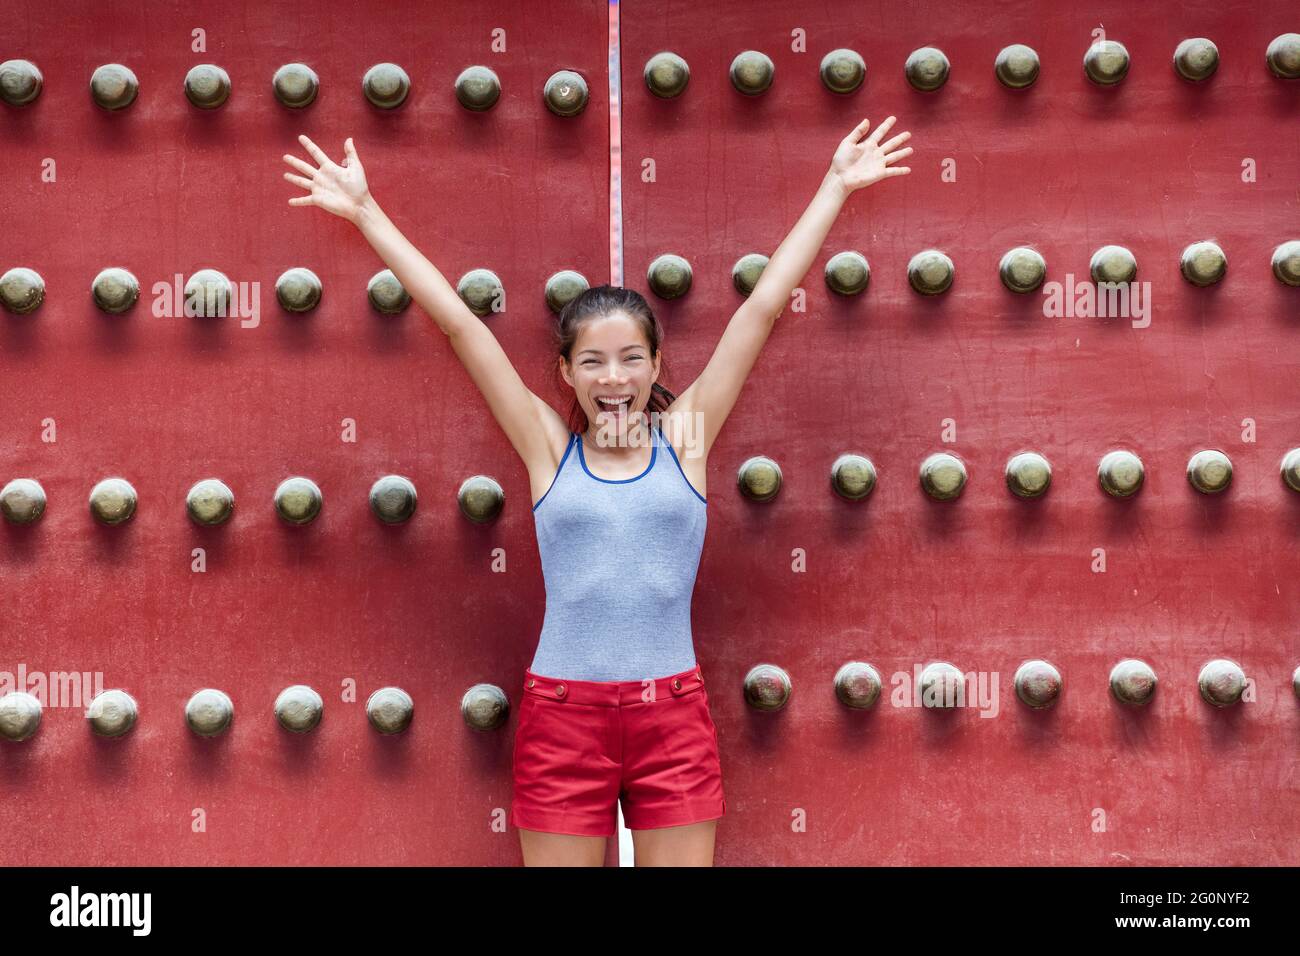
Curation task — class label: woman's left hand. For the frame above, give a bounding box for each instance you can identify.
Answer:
[829,116,912,191]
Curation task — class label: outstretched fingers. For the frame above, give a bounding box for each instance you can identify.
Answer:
[297,133,335,170]
[283,171,314,190]
[883,146,914,165]
[845,116,872,144]
[878,130,911,154]
[884,165,911,177]
[282,153,319,178]
[865,115,896,145]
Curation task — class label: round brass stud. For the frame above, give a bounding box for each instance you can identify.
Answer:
[0,692,42,742]
[907,249,954,295]
[457,268,504,318]
[0,59,42,106]
[272,63,318,109]
[833,662,881,709]
[830,453,876,501]
[999,247,1046,294]
[1279,448,1300,492]
[1,478,46,525]
[457,475,504,524]
[1098,450,1144,498]
[275,267,322,313]
[1272,240,1300,287]
[367,269,410,315]
[461,684,509,731]
[729,51,774,95]
[186,479,234,526]
[274,685,322,732]
[0,691,41,742]
[1266,33,1300,79]
[820,48,866,94]
[918,661,964,708]
[920,452,967,501]
[366,687,414,734]
[646,254,692,299]
[89,477,137,525]
[183,269,233,318]
[1180,241,1226,286]
[1187,449,1231,494]
[824,251,870,296]
[737,456,782,502]
[644,51,690,98]
[1006,452,1051,498]
[0,267,45,315]
[905,46,949,91]
[184,64,231,109]
[1197,659,1246,707]
[743,664,791,711]
[545,270,589,314]
[731,254,769,297]
[1173,38,1219,82]
[454,65,501,111]
[995,44,1040,88]
[1084,39,1130,85]
[543,70,588,116]
[274,477,321,525]
[369,475,417,524]
[185,689,233,737]
[1090,245,1137,284]
[90,63,139,110]
[1014,659,1061,709]
[362,62,410,109]
[91,267,140,314]
[1109,659,1157,705]
[88,689,138,737]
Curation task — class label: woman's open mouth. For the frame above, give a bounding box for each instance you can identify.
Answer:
[596,394,632,413]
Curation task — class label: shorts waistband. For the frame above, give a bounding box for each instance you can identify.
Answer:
[522,665,705,706]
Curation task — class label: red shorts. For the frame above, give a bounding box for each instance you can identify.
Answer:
[509,664,726,837]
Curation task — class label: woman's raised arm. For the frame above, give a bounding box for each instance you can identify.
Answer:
[282,134,567,473]
[664,116,912,458]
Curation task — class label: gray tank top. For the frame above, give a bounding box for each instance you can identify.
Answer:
[529,422,708,681]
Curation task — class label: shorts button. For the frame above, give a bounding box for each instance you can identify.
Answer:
[672,678,682,690]
[527,679,535,688]
[555,683,566,697]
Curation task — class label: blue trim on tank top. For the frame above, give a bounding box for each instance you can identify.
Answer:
[576,427,657,484]
[661,434,708,505]
[531,432,577,513]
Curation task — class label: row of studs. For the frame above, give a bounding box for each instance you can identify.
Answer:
[2,446,1298,528]
[0,267,589,318]
[651,36,1300,96]
[3,240,1297,320]
[0,475,506,526]
[1,656,1292,744]
[3,37,1297,116]
[747,658,1289,710]
[0,61,589,115]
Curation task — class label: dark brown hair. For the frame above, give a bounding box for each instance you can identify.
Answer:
[550,284,676,434]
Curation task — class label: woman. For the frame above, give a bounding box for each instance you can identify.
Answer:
[282,116,912,866]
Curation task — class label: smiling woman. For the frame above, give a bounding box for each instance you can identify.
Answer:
[281,114,912,867]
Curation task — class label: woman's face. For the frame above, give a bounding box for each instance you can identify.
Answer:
[562,312,660,433]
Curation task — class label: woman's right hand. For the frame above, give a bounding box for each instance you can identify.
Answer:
[283,134,372,224]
